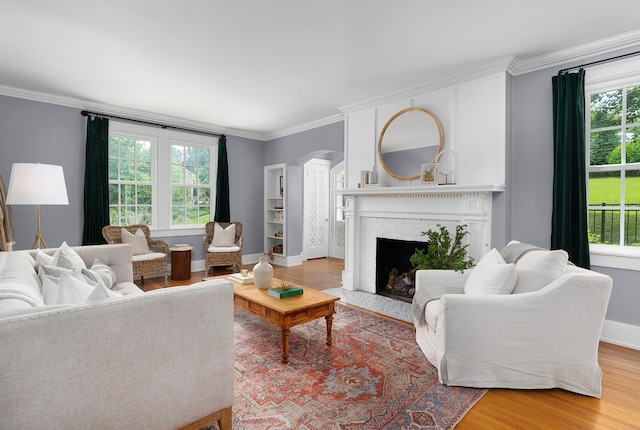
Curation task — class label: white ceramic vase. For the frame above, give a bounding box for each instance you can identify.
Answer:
[253,256,273,289]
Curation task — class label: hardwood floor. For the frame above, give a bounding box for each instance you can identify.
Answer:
[142,258,640,430]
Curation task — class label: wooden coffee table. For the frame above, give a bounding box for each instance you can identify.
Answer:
[231,278,340,364]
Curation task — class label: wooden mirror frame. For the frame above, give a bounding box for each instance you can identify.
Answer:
[377,107,444,180]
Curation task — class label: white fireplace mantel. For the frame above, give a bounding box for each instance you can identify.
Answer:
[337,183,505,293]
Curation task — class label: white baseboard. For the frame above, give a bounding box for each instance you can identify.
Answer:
[601,319,640,350]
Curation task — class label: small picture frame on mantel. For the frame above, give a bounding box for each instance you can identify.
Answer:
[421,163,439,185]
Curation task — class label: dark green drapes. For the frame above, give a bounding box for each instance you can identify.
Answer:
[551,69,590,268]
[82,116,110,245]
[214,135,230,222]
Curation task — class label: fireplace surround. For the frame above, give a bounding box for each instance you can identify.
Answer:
[335,184,504,294]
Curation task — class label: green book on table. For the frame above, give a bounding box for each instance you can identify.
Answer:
[268,286,303,299]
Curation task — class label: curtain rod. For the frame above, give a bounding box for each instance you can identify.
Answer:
[80,110,225,139]
[558,50,640,74]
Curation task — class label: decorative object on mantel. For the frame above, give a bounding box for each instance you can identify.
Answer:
[367,166,378,184]
[359,169,369,188]
[435,150,458,185]
[421,162,439,185]
[409,224,474,271]
[252,256,273,289]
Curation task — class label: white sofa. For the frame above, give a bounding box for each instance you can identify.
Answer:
[0,244,234,429]
[412,243,613,398]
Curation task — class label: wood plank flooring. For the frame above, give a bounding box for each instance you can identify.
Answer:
[142,258,640,430]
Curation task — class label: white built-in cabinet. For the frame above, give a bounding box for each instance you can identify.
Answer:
[264,164,286,265]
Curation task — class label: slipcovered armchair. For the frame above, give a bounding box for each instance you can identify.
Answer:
[203,221,243,274]
[412,243,613,398]
[102,224,168,286]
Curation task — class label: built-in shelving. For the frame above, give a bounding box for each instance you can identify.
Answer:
[264,164,286,265]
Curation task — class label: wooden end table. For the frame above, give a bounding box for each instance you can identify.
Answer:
[170,246,193,281]
[231,278,340,364]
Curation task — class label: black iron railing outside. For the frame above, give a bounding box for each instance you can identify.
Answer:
[588,203,640,246]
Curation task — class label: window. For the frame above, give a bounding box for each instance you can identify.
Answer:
[170,142,211,226]
[108,133,154,226]
[107,121,217,234]
[587,85,640,247]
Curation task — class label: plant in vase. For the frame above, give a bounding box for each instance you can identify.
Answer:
[409,224,474,272]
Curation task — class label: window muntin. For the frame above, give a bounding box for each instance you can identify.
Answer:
[108,134,154,226]
[587,85,640,248]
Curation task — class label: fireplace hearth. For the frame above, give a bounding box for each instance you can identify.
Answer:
[376,238,429,303]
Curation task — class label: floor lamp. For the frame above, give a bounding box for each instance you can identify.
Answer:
[5,163,69,249]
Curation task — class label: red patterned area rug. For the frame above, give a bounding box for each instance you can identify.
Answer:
[209,302,485,430]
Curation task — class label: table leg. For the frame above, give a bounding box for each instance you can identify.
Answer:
[281,328,290,364]
[325,314,334,346]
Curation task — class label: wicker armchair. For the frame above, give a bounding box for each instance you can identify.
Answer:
[203,221,243,274]
[102,224,169,286]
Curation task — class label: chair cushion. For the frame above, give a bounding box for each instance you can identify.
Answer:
[208,245,241,253]
[132,252,166,261]
[425,299,441,330]
[513,249,568,294]
[121,228,150,255]
[211,223,236,247]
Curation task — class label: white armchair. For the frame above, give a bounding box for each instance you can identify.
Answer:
[412,245,613,398]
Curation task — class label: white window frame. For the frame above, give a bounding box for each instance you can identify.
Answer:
[109,121,217,237]
[585,56,640,271]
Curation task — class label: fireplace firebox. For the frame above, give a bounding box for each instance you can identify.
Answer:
[375,238,429,303]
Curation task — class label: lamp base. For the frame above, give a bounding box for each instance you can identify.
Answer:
[32,233,47,249]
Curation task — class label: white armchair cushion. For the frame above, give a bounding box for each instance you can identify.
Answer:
[464,263,517,295]
[513,249,568,294]
[121,228,150,255]
[211,223,236,247]
[208,245,241,253]
[131,252,166,261]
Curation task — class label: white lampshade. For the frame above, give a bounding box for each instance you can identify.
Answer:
[6,163,69,205]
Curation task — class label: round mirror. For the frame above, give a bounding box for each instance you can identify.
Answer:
[377,107,444,180]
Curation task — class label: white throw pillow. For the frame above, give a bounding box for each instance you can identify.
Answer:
[476,248,506,266]
[121,228,150,255]
[464,263,517,295]
[211,223,236,247]
[513,249,568,294]
[81,258,117,289]
[35,248,57,270]
[56,242,87,271]
[42,272,95,305]
[86,281,122,301]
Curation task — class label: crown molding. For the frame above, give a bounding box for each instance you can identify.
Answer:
[340,57,515,115]
[509,29,640,75]
[0,85,266,141]
[264,113,344,141]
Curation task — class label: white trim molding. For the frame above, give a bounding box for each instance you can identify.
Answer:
[601,319,640,351]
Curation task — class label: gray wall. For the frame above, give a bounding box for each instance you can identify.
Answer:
[510,46,640,326]
[0,95,265,261]
[265,121,344,256]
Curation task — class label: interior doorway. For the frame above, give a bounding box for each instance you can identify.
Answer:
[303,158,330,260]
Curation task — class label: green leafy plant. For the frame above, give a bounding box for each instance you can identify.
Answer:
[409,224,474,272]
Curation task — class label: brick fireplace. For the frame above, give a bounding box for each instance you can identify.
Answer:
[336,185,504,294]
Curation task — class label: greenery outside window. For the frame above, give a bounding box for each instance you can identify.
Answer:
[108,133,154,226]
[170,142,212,226]
[587,85,640,248]
[107,121,217,234]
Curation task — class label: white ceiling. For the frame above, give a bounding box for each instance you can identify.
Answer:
[1,0,639,140]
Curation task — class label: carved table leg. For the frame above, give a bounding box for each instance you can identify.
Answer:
[325,314,334,346]
[281,328,290,364]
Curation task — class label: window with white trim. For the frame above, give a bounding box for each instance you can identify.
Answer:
[107,121,217,232]
[587,84,640,248]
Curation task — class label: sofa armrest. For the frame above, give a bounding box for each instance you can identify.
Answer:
[0,279,235,429]
[412,269,471,326]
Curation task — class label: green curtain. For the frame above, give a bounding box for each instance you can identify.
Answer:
[82,116,110,245]
[551,69,590,268]
[214,135,230,222]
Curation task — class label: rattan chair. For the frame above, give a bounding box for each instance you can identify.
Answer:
[203,221,243,274]
[102,224,169,286]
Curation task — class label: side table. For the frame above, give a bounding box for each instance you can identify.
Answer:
[170,246,193,281]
